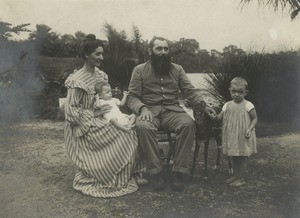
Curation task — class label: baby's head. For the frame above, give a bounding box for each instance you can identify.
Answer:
[229,77,248,103]
[94,81,112,100]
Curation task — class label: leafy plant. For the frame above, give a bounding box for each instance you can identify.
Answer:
[240,0,300,20]
[206,51,300,122]
[0,19,30,40]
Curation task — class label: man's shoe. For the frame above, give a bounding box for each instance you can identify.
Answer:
[171,172,184,191]
[151,172,166,191]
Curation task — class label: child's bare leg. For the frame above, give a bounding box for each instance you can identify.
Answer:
[127,114,136,128]
[226,156,238,184]
[238,156,246,182]
[230,156,246,186]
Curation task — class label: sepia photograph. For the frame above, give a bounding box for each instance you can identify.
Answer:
[1,0,299,217]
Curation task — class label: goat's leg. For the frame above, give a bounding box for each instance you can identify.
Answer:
[191,139,201,176]
[203,137,209,180]
[228,156,233,175]
[215,135,222,167]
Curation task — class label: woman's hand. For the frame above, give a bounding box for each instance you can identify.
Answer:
[121,127,132,133]
[95,93,100,100]
[94,104,112,118]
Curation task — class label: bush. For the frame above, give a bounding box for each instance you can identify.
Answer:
[207,51,300,123]
[257,53,300,123]
[36,56,83,119]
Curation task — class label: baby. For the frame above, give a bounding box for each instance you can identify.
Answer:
[94,81,136,133]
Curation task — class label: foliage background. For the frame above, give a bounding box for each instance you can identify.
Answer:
[0,20,299,124]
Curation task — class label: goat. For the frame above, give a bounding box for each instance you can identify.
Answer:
[190,102,233,180]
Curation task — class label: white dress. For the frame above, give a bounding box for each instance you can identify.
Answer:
[222,100,257,156]
[95,98,130,126]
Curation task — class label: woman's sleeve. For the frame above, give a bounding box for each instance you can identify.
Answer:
[65,88,94,137]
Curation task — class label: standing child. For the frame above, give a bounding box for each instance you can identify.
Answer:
[94,81,136,133]
[212,77,258,187]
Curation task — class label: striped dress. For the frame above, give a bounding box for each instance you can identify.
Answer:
[64,68,142,198]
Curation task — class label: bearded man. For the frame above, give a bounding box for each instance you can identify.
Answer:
[127,36,214,191]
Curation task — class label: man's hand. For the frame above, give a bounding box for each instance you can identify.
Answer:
[183,99,192,108]
[139,106,153,122]
[209,113,217,120]
[205,106,216,117]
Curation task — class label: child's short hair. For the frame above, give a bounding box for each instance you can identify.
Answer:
[94,81,110,93]
[230,77,248,90]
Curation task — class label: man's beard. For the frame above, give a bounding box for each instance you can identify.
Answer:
[151,53,172,76]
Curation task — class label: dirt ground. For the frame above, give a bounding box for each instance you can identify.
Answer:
[0,120,299,218]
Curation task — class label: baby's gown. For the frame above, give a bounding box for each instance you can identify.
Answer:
[222,100,257,156]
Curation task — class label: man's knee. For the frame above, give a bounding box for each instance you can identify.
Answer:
[178,116,196,130]
[136,119,157,131]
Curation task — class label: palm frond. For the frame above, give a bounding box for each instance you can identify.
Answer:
[11,23,31,35]
[239,0,300,19]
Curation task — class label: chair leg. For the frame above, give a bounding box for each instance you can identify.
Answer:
[166,133,175,164]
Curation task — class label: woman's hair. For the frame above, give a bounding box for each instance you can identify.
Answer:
[95,81,110,94]
[81,34,104,60]
[230,77,248,90]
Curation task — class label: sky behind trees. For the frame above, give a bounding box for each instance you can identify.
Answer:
[1,0,299,52]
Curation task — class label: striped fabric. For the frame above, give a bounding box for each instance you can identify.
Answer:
[64,68,143,198]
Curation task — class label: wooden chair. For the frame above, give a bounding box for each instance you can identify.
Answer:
[157,131,176,164]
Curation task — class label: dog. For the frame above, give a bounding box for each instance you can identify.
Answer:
[190,102,233,179]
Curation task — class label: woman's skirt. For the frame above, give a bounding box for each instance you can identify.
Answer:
[65,118,142,198]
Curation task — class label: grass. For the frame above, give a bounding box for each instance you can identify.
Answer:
[256,121,300,137]
[1,119,299,217]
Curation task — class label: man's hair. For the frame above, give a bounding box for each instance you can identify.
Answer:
[149,36,169,50]
[230,77,248,90]
[94,81,110,94]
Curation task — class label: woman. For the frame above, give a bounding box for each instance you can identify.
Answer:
[64,34,143,198]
